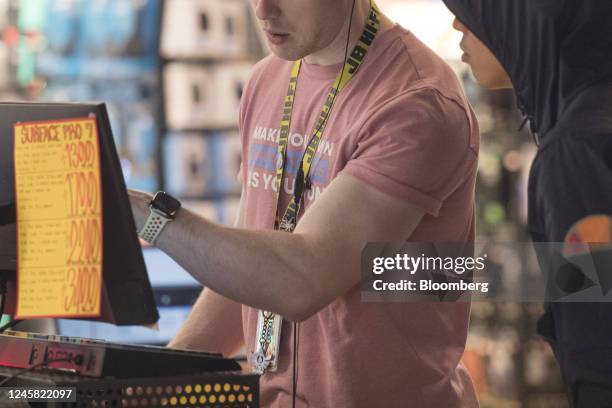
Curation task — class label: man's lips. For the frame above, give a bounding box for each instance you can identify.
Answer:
[264,28,288,35]
[264,30,289,45]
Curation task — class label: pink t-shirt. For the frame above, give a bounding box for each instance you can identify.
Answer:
[239,25,480,407]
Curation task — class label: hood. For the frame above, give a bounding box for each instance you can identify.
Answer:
[442,0,612,137]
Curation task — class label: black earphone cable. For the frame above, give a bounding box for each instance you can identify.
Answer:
[291,0,359,407]
[292,321,299,408]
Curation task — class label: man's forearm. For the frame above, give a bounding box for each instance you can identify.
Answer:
[148,205,343,321]
[168,288,244,355]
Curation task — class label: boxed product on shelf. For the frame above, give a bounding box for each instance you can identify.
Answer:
[164,62,217,129]
[43,0,79,56]
[213,62,251,125]
[122,102,160,192]
[161,0,248,59]
[208,131,242,195]
[79,0,137,56]
[164,62,251,129]
[78,0,160,58]
[216,0,250,57]
[34,0,161,79]
[163,132,213,198]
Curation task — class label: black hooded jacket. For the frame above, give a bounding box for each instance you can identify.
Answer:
[442,0,612,405]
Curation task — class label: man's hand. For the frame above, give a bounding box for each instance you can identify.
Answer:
[128,189,154,232]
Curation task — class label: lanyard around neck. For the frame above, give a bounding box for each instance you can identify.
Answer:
[273,2,382,232]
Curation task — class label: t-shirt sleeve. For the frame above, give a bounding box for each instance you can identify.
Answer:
[342,88,478,216]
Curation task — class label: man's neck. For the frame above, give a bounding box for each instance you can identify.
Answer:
[304,3,395,66]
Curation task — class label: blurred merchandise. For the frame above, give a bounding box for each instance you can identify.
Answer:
[163,62,250,129]
[163,63,217,130]
[159,0,260,210]
[209,131,242,195]
[36,0,160,79]
[163,132,213,198]
[122,101,159,191]
[6,0,162,191]
[161,0,249,59]
[214,62,251,125]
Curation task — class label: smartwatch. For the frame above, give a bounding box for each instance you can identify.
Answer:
[138,191,181,245]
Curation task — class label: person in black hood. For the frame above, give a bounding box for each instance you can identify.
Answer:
[442,0,612,406]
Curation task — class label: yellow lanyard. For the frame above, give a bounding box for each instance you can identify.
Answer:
[273,2,382,232]
[251,2,382,375]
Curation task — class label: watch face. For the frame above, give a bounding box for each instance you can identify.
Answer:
[152,191,181,218]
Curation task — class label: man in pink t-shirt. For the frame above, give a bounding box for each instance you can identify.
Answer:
[129,0,480,406]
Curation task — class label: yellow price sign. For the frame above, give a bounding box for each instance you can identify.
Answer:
[13,117,103,319]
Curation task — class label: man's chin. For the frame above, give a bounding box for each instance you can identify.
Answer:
[267,44,308,62]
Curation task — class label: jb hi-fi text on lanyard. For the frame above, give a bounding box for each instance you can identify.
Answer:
[251,2,382,375]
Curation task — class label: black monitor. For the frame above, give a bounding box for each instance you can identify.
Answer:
[0,102,158,326]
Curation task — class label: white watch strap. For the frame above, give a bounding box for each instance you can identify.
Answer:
[139,209,171,244]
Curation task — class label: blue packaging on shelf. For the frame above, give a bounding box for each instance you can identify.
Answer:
[208,131,242,195]
[35,0,161,79]
[163,132,214,199]
[122,102,160,192]
[39,81,94,102]
[78,0,160,58]
[44,0,79,55]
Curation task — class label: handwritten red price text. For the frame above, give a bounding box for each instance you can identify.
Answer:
[66,218,102,265]
[15,118,102,317]
[65,141,96,169]
[59,120,101,314]
[65,172,100,217]
[63,266,100,313]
